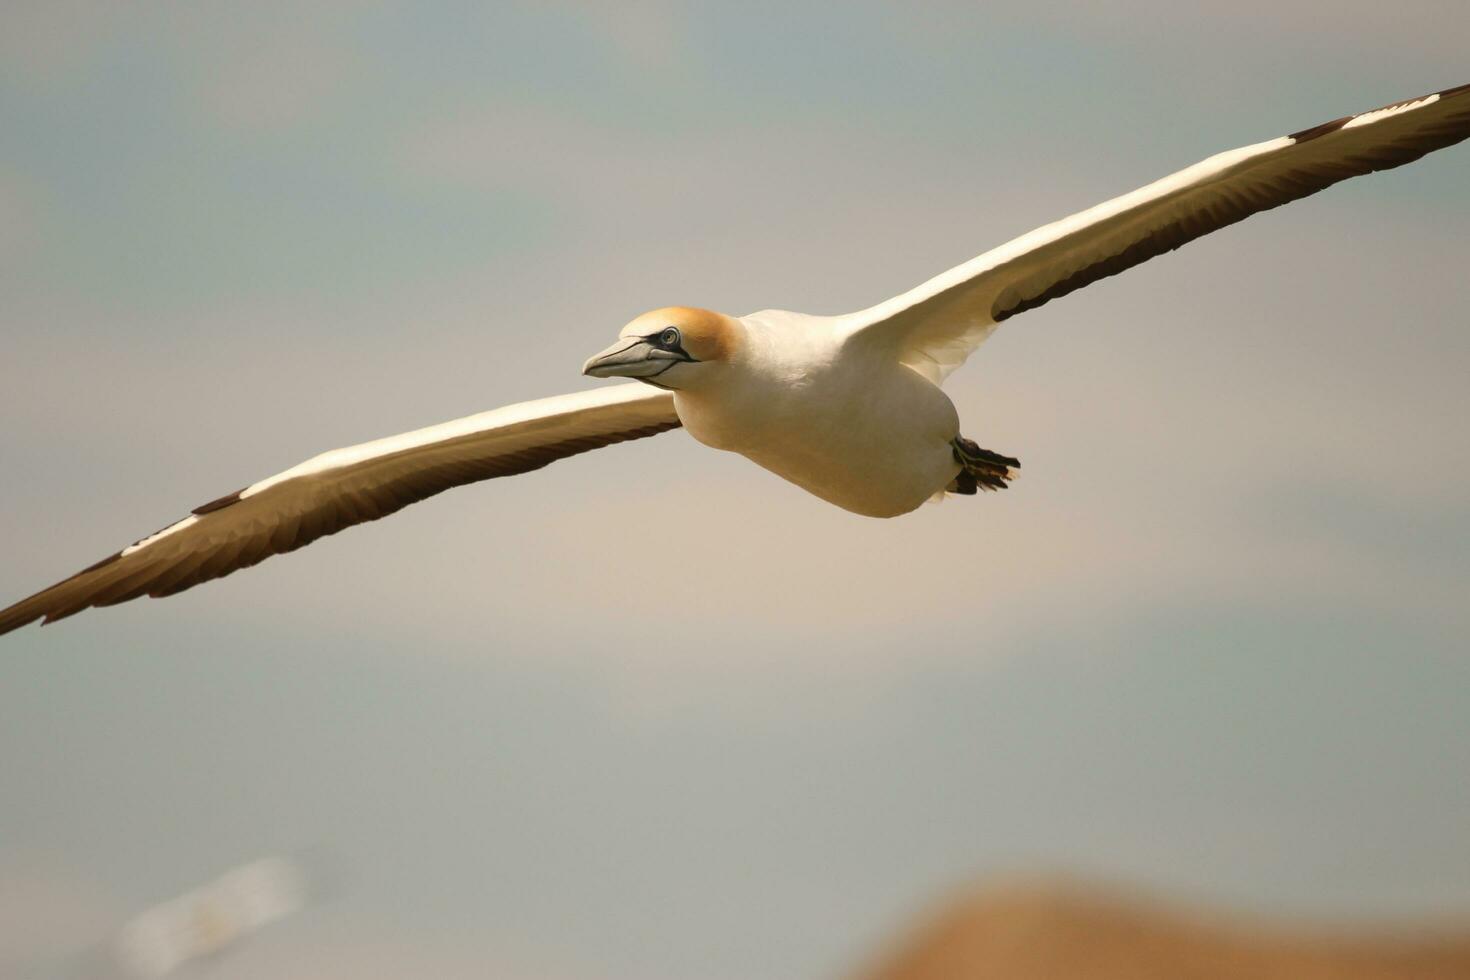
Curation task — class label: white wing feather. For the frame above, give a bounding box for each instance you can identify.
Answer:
[842,83,1470,384]
[0,383,678,636]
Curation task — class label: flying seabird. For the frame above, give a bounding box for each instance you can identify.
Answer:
[3,83,1468,636]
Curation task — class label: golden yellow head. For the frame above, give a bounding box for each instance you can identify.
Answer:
[582,306,740,389]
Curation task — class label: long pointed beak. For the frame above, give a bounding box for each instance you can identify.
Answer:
[582,338,664,378]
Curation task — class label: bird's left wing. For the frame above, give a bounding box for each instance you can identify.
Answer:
[0,383,679,637]
[841,82,1470,384]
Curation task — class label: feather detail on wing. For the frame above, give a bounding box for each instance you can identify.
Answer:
[842,82,1470,384]
[0,384,679,637]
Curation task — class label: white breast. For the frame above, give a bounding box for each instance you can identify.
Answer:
[675,311,961,518]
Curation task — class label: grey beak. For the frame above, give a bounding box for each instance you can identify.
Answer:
[582,339,673,378]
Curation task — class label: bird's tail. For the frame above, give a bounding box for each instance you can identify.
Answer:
[948,438,1019,494]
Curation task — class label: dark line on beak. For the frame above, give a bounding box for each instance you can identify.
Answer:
[598,339,643,360]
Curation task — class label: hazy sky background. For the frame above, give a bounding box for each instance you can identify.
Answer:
[3,3,1468,978]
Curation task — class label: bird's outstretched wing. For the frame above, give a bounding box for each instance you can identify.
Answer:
[842,82,1470,384]
[0,384,679,637]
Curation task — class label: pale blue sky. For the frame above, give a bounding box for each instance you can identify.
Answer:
[2,3,1468,979]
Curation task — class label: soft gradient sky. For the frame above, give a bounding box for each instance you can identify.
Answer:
[3,3,1468,978]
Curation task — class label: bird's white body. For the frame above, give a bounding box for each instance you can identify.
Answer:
[675,310,961,517]
[3,81,1468,635]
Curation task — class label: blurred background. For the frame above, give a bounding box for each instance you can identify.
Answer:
[2,2,1468,978]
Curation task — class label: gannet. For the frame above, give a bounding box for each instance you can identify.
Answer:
[2,83,1467,636]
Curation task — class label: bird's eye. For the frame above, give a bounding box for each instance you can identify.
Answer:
[659,327,681,348]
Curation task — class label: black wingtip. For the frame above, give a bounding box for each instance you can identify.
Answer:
[1290,82,1470,144]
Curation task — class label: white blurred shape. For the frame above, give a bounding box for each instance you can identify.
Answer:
[113,857,307,978]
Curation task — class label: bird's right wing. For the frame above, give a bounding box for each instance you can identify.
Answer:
[0,383,679,636]
[840,81,1470,384]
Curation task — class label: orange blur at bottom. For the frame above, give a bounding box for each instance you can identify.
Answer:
[854,880,1470,980]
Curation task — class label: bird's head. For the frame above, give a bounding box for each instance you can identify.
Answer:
[582,306,739,391]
